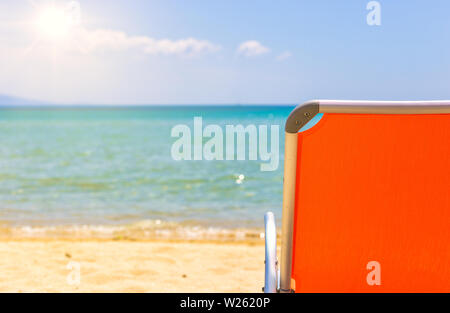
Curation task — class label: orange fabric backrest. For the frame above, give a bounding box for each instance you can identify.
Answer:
[292,113,450,292]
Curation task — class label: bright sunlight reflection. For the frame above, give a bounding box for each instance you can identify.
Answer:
[35,6,78,41]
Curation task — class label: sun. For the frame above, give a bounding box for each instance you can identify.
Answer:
[35,7,73,41]
[27,2,83,53]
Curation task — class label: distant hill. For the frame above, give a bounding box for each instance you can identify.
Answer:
[0,94,46,106]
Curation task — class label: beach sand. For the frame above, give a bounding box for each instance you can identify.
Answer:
[0,240,265,293]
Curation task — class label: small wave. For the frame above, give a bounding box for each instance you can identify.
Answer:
[0,220,267,242]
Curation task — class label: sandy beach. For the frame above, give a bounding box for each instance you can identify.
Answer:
[0,239,265,293]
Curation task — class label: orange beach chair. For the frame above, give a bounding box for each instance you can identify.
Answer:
[264,100,450,293]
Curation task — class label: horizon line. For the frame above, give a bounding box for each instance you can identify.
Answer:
[0,103,297,108]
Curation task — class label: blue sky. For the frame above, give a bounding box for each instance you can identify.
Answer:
[0,0,449,104]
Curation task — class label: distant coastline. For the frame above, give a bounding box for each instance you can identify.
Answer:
[0,94,297,108]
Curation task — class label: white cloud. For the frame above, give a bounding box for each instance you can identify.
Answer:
[237,40,270,57]
[0,23,223,104]
[42,27,222,57]
[276,51,292,61]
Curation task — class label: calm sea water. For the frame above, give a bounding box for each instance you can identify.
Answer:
[0,106,294,237]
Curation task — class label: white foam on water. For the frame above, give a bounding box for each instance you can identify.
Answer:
[0,219,268,242]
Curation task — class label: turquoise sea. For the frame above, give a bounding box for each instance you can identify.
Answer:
[0,106,294,239]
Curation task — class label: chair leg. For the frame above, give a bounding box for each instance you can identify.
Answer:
[264,211,278,293]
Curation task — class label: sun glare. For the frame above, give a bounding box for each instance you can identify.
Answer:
[36,7,72,40]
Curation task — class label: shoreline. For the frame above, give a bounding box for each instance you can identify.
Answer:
[0,221,267,242]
